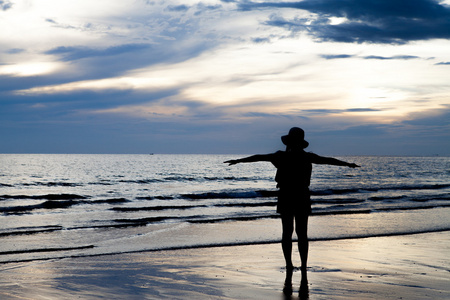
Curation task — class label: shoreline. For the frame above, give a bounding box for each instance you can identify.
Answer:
[1,231,449,299]
[2,227,450,266]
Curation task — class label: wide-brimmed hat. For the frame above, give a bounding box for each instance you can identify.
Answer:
[281,127,309,148]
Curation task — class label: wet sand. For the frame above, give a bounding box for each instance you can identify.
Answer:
[0,231,449,299]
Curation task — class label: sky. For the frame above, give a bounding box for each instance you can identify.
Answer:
[1,0,450,155]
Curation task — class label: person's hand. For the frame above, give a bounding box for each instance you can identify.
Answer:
[224,160,239,166]
[348,163,360,168]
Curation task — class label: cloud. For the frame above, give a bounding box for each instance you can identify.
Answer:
[239,0,450,44]
[403,105,450,127]
[0,0,13,11]
[252,37,271,43]
[320,54,424,60]
[301,108,382,115]
[6,48,24,54]
[435,61,450,65]
[320,54,354,59]
[44,18,85,31]
[196,3,222,11]
[346,108,382,112]
[0,87,182,129]
[0,75,61,92]
[304,105,450,155]
[45,44,152,61]
[242,111,306,119]
[1,0,449,155]
[166,4,190,12]
[327,124,390,137]
[29,3,230,85]
[363,55,420,60]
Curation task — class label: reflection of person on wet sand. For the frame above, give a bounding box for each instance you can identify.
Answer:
[225,127,360,285]
[283,266,309,298]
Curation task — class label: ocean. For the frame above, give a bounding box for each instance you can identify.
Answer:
[1,154,449,264]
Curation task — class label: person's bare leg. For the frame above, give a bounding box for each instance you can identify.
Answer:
[281,215,294,269]
[295,215,309,272]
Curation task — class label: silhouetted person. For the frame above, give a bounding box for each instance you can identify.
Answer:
[225,127,359,276]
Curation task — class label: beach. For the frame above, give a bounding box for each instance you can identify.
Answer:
[1,231,448,299]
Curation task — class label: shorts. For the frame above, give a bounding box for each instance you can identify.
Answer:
[277,187,311,216]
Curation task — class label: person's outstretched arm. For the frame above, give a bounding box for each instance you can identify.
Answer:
[312,154,360,168]
[224,154,272,166]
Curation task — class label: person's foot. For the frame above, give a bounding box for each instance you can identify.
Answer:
[283,265,294,295]
[299,277,309,299]
[286,264,294,271]
[283,283,293,295]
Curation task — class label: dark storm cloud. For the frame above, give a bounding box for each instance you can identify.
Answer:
[238,0,450,44]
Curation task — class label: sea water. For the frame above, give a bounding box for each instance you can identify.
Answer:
[0,154,449,263]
